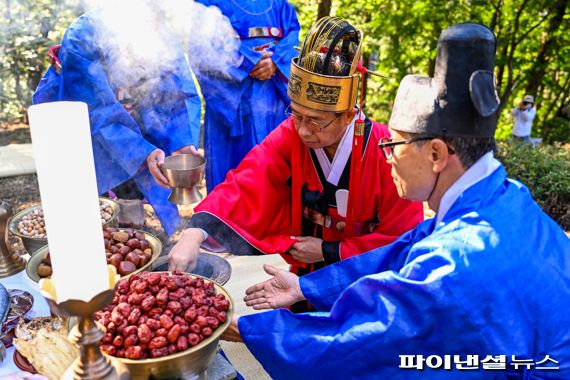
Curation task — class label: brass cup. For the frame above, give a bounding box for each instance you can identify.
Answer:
[160,154,206,205]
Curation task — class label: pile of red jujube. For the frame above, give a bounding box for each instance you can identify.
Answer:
[95,271,230,360]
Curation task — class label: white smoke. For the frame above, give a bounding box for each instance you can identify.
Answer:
[83,0,241,91]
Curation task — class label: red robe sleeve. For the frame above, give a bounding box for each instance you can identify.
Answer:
[191,119,305,266]
[339,122,424,260]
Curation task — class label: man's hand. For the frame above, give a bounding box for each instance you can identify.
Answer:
[220,315,243,342]
[168,228,205,272]
[244,264,304,310]
[250,52,277,81]
[173,145,202,157]
[289,236,324,263]
[146,148,170,188]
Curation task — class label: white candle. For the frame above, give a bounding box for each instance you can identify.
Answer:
[28,102,108,302]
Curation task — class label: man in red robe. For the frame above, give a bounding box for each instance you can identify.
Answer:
[169,17,423,311]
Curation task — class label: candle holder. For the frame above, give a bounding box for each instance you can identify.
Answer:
[40,266,130,380]
[0,200,26,278]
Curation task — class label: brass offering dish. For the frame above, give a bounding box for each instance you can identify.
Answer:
[25,228,162,283]
[104,272,233,379]
[160,154,206,205]
[8,197,120,254]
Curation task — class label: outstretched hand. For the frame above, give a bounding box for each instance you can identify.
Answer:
[244,264,304,310]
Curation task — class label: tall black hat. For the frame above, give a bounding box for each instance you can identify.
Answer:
[389,23,500,138]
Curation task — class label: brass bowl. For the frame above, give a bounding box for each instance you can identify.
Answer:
[160,154,206,205]
[25,228,162,283]
[107,272,234,379]
[8,198,120,255]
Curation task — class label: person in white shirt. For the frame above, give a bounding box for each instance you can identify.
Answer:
[511,94,536,141]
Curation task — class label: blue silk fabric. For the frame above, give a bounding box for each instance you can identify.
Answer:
[239,166,570,379]
[195,0,300,191]
[32,14,201,235]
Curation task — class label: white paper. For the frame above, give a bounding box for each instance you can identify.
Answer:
[27,102,108,302]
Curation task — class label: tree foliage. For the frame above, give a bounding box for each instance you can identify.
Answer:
[290,0,570,143]
[0,0,82,124]
[0,0,568,143]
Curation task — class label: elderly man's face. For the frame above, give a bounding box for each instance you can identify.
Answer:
[289,102,355,149]
[386,128,438,201]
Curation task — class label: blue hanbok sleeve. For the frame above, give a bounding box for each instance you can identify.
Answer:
[33,19,158,186]
[137,52,201,153]
[238,242,476,379]
[270,0,300,79]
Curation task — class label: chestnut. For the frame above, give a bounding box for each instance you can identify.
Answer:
[118,246,132,256]
[118,261,137,276]
[134,231,146,240]
[125,252,141,267]
[112,231,130,243]
[139,240,150,251]
[104,238,112,250]
[127,238,141,250]
[37,263,53,277]
[110,246,119,254]
[108,253,124,269]
[106,227,118,233]
[103,230,112,240]
[126,228,135,238]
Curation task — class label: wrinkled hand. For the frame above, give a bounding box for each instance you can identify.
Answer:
[244,264,304,310]
[168,228,204,272]
[250,51,277,81]
[220,315,243,342]
[146,148,169,188]
[289,236,324,264]
[173,145,202,157]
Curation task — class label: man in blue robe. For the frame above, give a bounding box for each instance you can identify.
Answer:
[32,9,201,236]
[194,0,300,192]
[221,23,570,379]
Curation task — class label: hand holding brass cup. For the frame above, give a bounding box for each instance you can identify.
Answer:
[160,154,206,205]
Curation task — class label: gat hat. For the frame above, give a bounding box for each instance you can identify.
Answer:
[523,95,534,104]
[288,17,362,113]
[389,23,500,138]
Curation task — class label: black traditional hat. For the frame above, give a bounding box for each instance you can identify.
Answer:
[389,23,500,138]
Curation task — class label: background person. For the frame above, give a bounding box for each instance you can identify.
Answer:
[194,0,301,192]
[33,6,201,235]
[511,94,537,142]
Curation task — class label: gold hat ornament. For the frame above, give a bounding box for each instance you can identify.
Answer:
[288,17,363,112]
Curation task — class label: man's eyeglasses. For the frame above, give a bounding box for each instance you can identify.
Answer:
[285,107,340,132]
[378,136,455,160]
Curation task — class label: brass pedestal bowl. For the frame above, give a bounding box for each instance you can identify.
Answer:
[8,197,119,255]
[25,228,162,283]
[160,154,206,205]
[105,272,233,379]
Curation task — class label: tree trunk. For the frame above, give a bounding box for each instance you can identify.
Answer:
[317,0,332,20]
[524,0,568,98]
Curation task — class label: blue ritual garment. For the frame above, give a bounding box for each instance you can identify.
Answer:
[238,165,570,379]
[194,0,300,191]
[32,14,201,235]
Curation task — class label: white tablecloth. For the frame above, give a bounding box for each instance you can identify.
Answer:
[0,269,50,376]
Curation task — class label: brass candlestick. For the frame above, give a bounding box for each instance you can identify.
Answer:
[40,267,130,380]
[0,200,26,278]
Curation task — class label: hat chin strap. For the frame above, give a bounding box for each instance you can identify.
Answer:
[427,172,441,208]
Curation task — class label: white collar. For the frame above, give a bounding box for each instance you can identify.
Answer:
[314,112,361,186]
[435,151,501,224]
